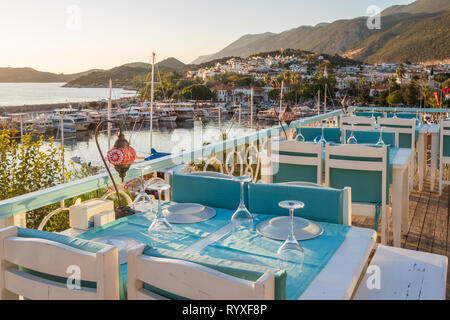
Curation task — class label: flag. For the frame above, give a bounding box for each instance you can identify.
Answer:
[434,92,440,106]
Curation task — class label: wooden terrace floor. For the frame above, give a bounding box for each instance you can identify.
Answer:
[353,171,450,300]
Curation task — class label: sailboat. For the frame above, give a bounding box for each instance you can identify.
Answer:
[144,53,171,161]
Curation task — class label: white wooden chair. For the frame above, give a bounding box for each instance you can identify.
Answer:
[127,244,275,300]
[0,226,120,300]
[354,245,448,300]
[267,140,323,185]
[439,119,450,196]
[325,144,389,244]
[378,117,416,189]
[340,115,376,133]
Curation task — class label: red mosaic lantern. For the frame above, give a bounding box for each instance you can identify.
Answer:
[106,131,136,182]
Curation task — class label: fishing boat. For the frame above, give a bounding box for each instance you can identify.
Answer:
[0,117,9,129]
[175,107,196,122]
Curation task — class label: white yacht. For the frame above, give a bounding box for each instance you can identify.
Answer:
[25,118,53,134]
[158,108,178,122]
[48,114,90,133]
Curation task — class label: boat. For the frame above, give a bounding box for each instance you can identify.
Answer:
[175,107,196,121]
[0,117,10,129]
[24,118,53,134]
[158,108,178,122]
[48,114,89,133]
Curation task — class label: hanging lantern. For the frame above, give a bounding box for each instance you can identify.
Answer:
[106,131,136,182]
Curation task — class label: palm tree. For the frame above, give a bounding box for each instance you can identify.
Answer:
[396,64,406,83]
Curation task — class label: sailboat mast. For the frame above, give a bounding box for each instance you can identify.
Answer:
[317,89,321,115]
[150,52,156,155]
[324,83,328,114]
[108,79,112,149]
[250,88,254,129]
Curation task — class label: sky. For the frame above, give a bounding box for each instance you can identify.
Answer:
[0,0,415,74]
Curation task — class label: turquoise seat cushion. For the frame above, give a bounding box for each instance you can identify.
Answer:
[273,163,318,184]
[328,146,390,205]
[16,227,126,300]
[142,247,287,300]
[355,112,384,119]
[387,113,418,119]
[443,126,450,157]
[172,173,248,210]
[296,127,341,143]
[248,183,344,225]
[344,130,395,147]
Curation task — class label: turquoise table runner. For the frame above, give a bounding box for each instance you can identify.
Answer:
[78,202,236,251]
[201,214,350,300]
[77,203,351,300]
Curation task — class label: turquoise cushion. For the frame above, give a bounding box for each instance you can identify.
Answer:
[274,163,318,184]
[443,136,450,157]
[248,183,344,225]
[172,173,248,210]
[143,247,287,300]
[328,146,390,205]
[296,127,341,143]
[16,227,125,300]
[386,113,418,119]
[344,130,395,147]
[355,112,384,119]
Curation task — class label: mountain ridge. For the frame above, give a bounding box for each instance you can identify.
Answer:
[191,0,450,64]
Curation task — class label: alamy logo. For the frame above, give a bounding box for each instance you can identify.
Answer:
[66,5,81,30]
[366,265,381,290]
[366,5,381,30]
[66,265,81,290]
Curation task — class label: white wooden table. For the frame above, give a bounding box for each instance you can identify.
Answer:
[63,223,377,300]
[417,125,429,191]
[428,124,440,192]
[391,148,413,248]
[417,124,440,192]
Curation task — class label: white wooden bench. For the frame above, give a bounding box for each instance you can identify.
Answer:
[354,245,448,300]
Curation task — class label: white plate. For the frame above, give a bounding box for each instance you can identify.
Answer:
[256,216,324,241]
[93,237,143,264]
[163,203,216,224]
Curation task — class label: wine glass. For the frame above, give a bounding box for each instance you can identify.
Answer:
[132,168,154,213]
[277,200,305,272]
[147,182,172,232]
[231,176,253,228]
[347,124,358,145]
[314,124,327,144]
[376,126,385,146]
[296,127,305,142]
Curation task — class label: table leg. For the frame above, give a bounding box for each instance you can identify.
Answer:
[430,133,439,192]
[392,165,409,247]
[418,132,426,191]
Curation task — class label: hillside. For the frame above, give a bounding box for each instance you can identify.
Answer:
[0,67,64,82]
[347,9,450,64]
[64,57,187,88]
[191,0,450,64]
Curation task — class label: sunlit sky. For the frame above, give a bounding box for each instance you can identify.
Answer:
[0,0,414,74]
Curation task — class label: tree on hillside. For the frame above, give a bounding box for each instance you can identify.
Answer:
[401,82,419,106]
[268,89,280,101]
[181,84,213,101]
[387,90,403,106]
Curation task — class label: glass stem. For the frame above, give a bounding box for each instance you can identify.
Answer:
[289,208,295,241]
[239,181,245,207]
[157,190,162,219]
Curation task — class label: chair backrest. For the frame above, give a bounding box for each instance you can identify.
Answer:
[340,116,376,132]
[0,226,120,300]
[440,119,450,158]
[355,112,385,119]
[387,113,421,121]
[325,144,388,208]
[343,130,396,147]
[248,183,351,225]
[172,173,248,210]
[127,245,278,300]
[295,127,341,143]
[268,140,323,184]
[378,117,416,148]
[189,171,234,180]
